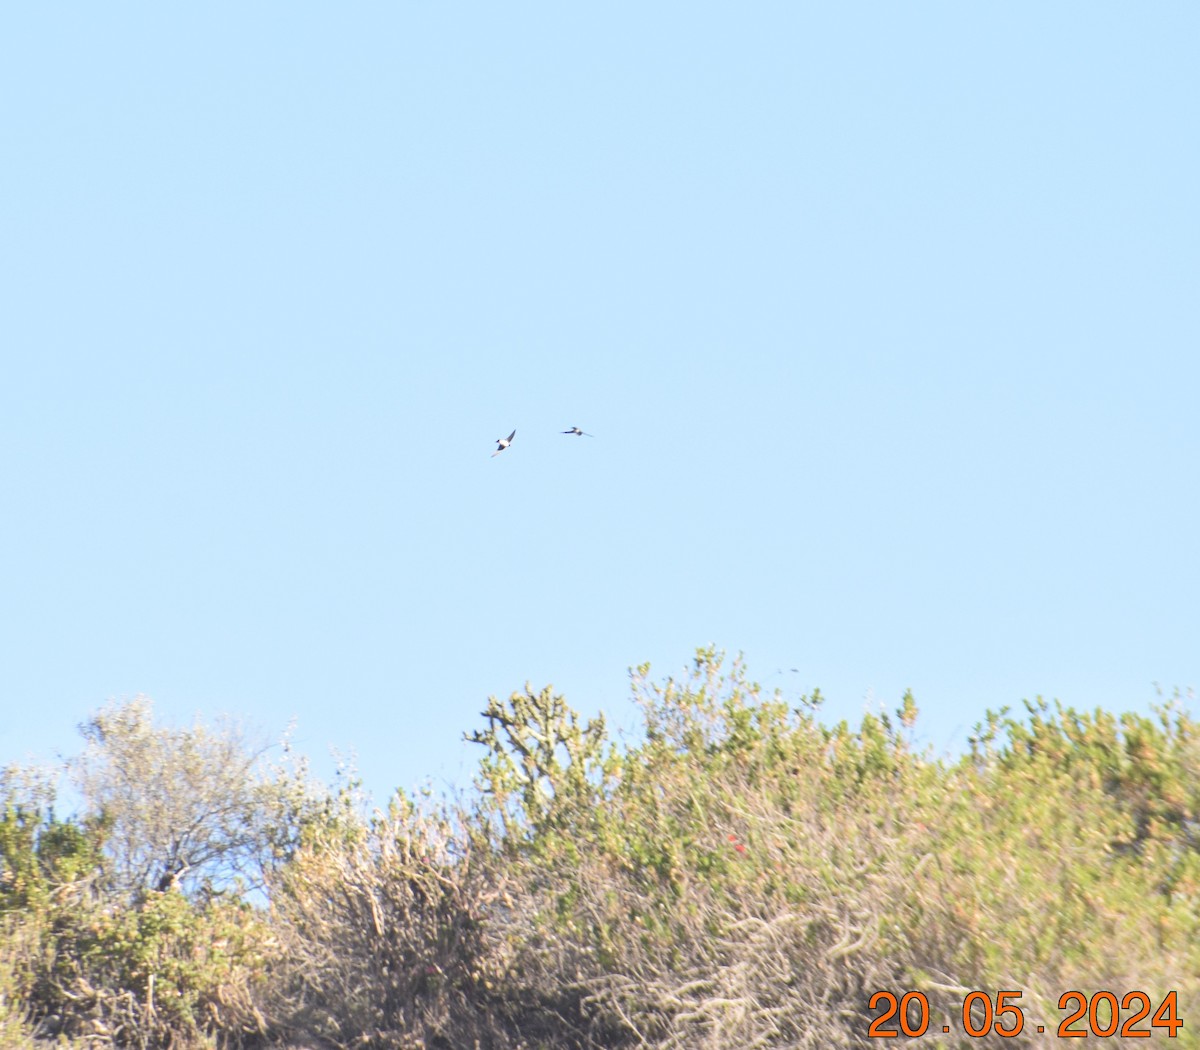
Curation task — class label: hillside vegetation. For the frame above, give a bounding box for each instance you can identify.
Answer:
[2,650,1197,1048]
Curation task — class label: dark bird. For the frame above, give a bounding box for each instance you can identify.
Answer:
[562,427,593,437]
[492,429,516,457]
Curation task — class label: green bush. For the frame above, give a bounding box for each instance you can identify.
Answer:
[0,699,322,1049]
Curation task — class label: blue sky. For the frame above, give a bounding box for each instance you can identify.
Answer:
[3,3,1197,802]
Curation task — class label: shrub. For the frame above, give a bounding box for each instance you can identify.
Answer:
[0,698,326,1048]
[269,793,531,1049]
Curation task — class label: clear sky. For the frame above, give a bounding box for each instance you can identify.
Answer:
[3,4,1197,803]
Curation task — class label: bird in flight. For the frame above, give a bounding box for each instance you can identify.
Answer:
[562,427,594,437]
[492,429,516,457]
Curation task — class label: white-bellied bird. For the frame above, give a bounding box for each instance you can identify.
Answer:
[562,426,593,437]
[492,429,516,457]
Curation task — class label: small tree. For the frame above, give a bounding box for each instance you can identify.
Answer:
[72,696,315,902]
[465,682,613,838]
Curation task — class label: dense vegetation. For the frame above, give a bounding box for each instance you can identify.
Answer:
[2,650,1197,1048]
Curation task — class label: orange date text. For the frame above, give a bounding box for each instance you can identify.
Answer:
[867,989,1182,1039]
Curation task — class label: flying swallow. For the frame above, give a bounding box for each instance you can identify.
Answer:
[492,429,516,457]
[562,427,594,437]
